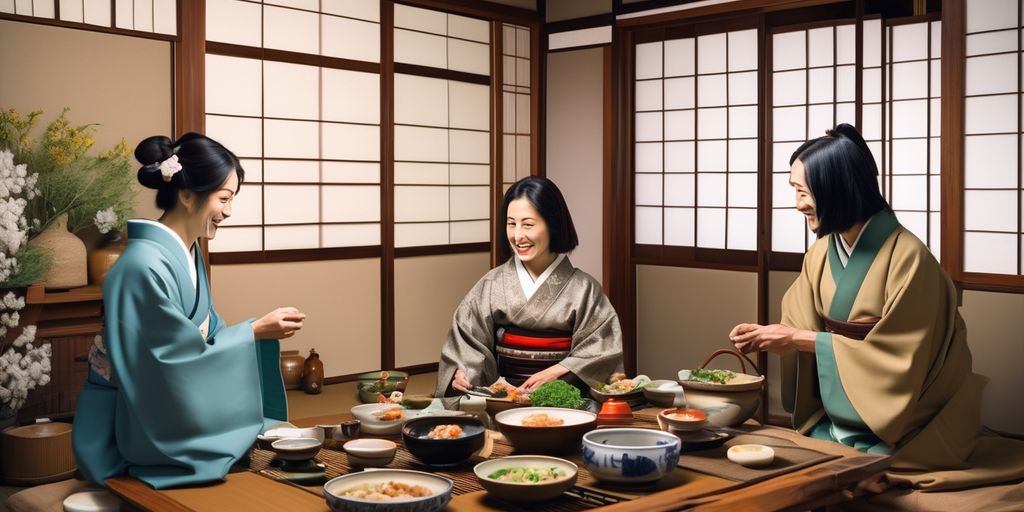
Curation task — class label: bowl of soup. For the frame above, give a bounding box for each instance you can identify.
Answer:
[473,455,578,502]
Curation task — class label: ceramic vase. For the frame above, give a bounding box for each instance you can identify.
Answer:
[28,214,87,290]
[88,231,126,285]
[302,349,324,395]
[280,350,304,390]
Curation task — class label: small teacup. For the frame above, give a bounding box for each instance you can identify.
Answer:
[333,420,361,443]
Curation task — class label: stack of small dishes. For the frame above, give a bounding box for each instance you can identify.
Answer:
[473,455,578,503]
[323,469,452,512]
[494,407,597,454]
[343,438,397,467]
[257,423,325,449]
[581,428,681,484]
[402,416,486,467]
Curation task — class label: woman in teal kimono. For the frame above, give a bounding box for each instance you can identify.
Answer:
[72,133,306,489]
[729,124,1024,491]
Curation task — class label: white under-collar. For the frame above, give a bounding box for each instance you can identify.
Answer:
[135,219,197,286]
[834,216,873,268]
[515,253,565,300]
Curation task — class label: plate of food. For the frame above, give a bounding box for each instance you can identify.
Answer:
[473,455,578,502]
[324,469,452,512]
[589,373,651,403]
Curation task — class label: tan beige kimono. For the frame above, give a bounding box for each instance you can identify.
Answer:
[436,256,623,400]
[781,210,1024,491]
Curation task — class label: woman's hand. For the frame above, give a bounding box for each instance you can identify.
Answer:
[520,364,570,392]
[729,323,816,353]
[253,307,306,340]
[451,366,472,393]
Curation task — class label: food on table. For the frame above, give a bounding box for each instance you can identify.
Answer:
[423,424,464,439]
[521,413,565,427]
[376,391,404,404]
[339,481,433,500]
[686,368,736,384]
[487,466,568,483]
[668,410,705,421]
[373,407,405,421]
[598,374,651,394]
[528,380,586,409]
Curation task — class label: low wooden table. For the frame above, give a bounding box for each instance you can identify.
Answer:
[106,410,889,512]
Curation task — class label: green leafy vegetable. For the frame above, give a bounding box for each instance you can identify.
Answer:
[529,380,586,409]
[688,368,736,384]
[487,467,567,483]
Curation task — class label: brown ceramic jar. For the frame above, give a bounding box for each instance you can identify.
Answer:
[280,350,304,390]
[302,348,325,394]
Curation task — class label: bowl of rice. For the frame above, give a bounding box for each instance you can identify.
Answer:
[473,455,578,502]
[401,416,486,467]
[323,469,452,512]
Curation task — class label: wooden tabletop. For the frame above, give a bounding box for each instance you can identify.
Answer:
[106,410,889,512]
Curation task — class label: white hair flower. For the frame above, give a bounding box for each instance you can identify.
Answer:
[159,154,182,182]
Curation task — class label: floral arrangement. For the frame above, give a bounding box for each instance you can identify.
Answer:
[0,291,48,421]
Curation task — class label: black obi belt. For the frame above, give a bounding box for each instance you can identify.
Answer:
[495,326,572,387]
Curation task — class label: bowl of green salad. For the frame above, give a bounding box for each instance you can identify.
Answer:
[473,455,578,502]
[677,349,764,427]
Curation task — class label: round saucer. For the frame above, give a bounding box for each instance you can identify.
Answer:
[675,428,732,450]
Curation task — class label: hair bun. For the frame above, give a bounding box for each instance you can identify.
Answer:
[135,135,175,189]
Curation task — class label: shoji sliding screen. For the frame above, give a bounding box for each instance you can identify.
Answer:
[1,0,177,35]
[502,23,532,194]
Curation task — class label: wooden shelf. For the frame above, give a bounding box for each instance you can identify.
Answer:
[26,284,103,305]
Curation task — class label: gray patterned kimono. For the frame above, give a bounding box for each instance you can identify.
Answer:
[435,256,623,401]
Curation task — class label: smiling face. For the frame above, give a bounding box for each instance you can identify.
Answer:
[191,170,238,240]
[506,197,552,265]
[789,159,819,233]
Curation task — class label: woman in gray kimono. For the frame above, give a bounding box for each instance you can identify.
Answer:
[436,177,623,398]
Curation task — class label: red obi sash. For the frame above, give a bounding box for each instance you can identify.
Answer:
[501,330,572,351]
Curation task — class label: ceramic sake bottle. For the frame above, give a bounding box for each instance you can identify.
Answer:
[302,349,324,394]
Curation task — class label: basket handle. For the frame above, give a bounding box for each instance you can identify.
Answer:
[698,348,762,376]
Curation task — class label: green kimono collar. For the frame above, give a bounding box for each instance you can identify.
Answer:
[826,210,900,321]
[127,220,210,324]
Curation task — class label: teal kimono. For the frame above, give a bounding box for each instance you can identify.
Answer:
[72,220,287,489]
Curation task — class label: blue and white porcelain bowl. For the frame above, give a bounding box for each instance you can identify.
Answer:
[581,428,681,484]
[323,469,453,512]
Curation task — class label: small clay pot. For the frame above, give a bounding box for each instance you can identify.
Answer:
[303,349,325,394]
[280,350,304,390]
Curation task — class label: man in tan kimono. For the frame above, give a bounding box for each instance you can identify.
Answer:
[731,125,1024,502]
[436,177,623,400]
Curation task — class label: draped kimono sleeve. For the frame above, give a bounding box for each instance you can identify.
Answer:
[779,241,828,433]
[558,271,624,384]
[436,274,500,399]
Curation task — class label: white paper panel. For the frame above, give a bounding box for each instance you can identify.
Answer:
[322,122,381,161]
[966,0,1018,33]
[965,190,1018,232]
[515,135,530,179]
[930,211,941,256]
[930,61,941,97]
[966,54,1018,96]
[965,30,1017,56]
[833,65,855,102]
[697,140,727,172]
[930,174,942,208]
[265,225,319,250]
[206,0,261,47]
[965,95,1018,134]
[449,39,490,76]
[634,206,663,244]
[322,0,380,22]
[322,223,380,247]
[697,74,728,107]
[264,160,318,182]
[773,142,802,172]
[697,33,727,75]
[132,0,153,31]
[728,173,757,207]
[395,29,447,69]
[451,164,489,185]
[395,74,448,127]
[664,77,696,109]
[502,56,515,86]
[502,134,516,183]
[322,69,380,124]
[206,55,262,116]
[83,0,109,26]
[836,102,856,129]
[264,120,318,158]
[395,125,448,162]
[863,20,881,68]
[265,0,317,10]
[863,68,882,103]
[729,139,757,173]
[808,27,834,67]
[636,42,663,80]
[206,115,262,158]
[773,70,806,106]
[891,23,928,62]
[727,208,757,250]
[153,0,176,34]
[867,141,883,174]
[664,38,695,77]
[892,61,929,100]
[515,57,530,88]
[964,232,1017,274]
[515,93,531,133]
[773,106,807,142]
[30,0,53,17]
[239,159,263,182]
[697,173,727,207]
[635,143,663,173]
[891,176,928,210]
[836,25,855,65]
[449,82,490,131]
[395,186,448,222]
[728,71,758,105]
[322,16,380,63]
[516,27,530,58]
[697,108,727,140]
[772,208,807,252]
[773,31,806,71]
[665,110,695,140]
[896,211,928,242]
[664,208,695,246]
[965,135,1018,188]
[394,3,446,33]
[636,80,663,111]
[322,185,380,222]
[224,184,262,226]
[891,100,929,138]
[664,174,695,206]
[636,174,663,206]
[728,29,758,72]
[265,185,319,224]
[772,172,792,207]
[322,162,379,183]
[450,220,490,244]
[728,106,757,138]
[264,61,318,120]
[209,226,262,252]
[665,142,694,173]
[502,93,515,132]
[860,103,882,141]
[395,222,448,247]
[891,138,928,174]
[697,208,726,248]
[114,0,131,27]
[450,129,490,164]
[264,5,318,54]
[394,162,447,185]
[0,0,14,13]
[929,137,941,173]
[635,112,663,142]
[807,104,833,136]
[449,186,489,221]
[808,68,834,104]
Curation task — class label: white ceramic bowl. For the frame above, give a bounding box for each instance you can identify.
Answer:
[642,380,685,408]
[323,469,452,512]
[270,437,322,461]
[473,455,578,503]
[727,444,775,468]
[581,428,680,483]
[257,423,325,449]
[344,438,397,467]
[657,408,708,432]
[350,404,409,435]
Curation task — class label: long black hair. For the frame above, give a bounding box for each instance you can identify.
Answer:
[498,176,579,262]
[135,132,244,211]
[789,123,889,236]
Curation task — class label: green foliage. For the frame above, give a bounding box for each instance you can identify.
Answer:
[4,246,52,287]
[688,368,736,384]
[529,380,586,409]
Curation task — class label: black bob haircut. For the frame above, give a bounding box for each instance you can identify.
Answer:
[135,132,245,212]
[789,123,890,237]
[498,176,579,262]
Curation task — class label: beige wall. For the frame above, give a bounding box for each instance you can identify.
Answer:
[636,265,758,381]
[546,48,605,285]
[960,290,1024,434]
[0,20,165,222]
[210,259,382,378]
[394,252,491,368]
[546,0,612,22]
[767,271,800,419]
